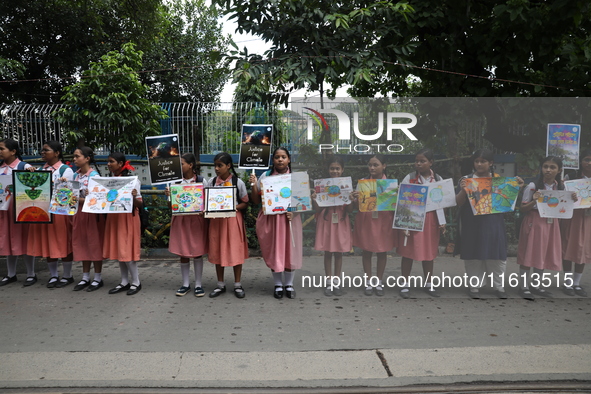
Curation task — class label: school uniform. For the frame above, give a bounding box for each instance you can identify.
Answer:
[561,175,591,265]
[71,168,105,261]
[102,176,142,262]
[206,174,248,267]
[256,170,303,271]
[352,175,397,253]
[169,176,209,258]
[517,182,562,271]
[27,161,74,258]
[397,171,441,261]
[0,159,32,256]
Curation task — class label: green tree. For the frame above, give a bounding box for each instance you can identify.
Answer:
[142,0,231,102]
[55,43,168,154]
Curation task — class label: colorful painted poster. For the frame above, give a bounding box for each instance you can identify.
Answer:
[314,177,352,207]
[238,124,273,169]
[49,180,81,216]
[261,173,291,215]
[357,179,376,212]
[376,179,398,211]
[13,170,52,223]
[426,178,457,212]
[170,183,204,215]
[290,172,312,212]
[463,177,520,215]
[82,176,138,214]
[537,190,575,219]
[0,174,12,211]
[145,134,183,185]
[393,183,428,231]
[565,178,591,209]
[546,124,581,169]
[204,186,236,218]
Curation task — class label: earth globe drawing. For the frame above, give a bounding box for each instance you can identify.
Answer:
[547,197,559,208]
[280,187,291,198]
[327,185,341,197]
[55,188,72,205]
[106,189,119,202]
[176,192,194,208]
[16,172,47,200]
[429,186,443,203]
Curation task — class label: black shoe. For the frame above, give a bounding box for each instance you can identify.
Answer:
[73,280,90,291]
[364,286,373,296]
[108,283,131,294]
[562,286,575,296]
[56,277,74,288]
[46,276,59,288]
[324,287,332,297]
[234,286,245,299]
[127,283,142,295]
[495,290,508,299]
[285,286,296,299]
[209,286,226,298]
[424,287,440,297]
[399,288,410,299]
[194,287,205,297]
[273,286,284,299]
[0,275,17,287]
[333,287,343,296]
[574,285,588,297]
[176,285,191,296]
[519,288,535,301]
[86,280,104,292]
[468,289,480,299]
[23,275,37,287]
[530,287,553,298]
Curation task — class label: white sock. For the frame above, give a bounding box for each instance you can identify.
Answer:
[48,261,59,278]
[180,262,190,287]
[24,255,35,277]
[520,268,530,289]
[217,281,225,288]
[272,272,283,287]
[573,272,583,287]
[6,255,17,277]
[93,273,102,283]
[81,272,90,282]
[62,261,73,278]
[284,271,295,286]
[126,261,140,286]
[119,262,129,286]
[193,257,203,287]
[234,282,242,288]
[532,268,544,288]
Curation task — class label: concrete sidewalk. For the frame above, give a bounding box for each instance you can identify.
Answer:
[0,254,590,390]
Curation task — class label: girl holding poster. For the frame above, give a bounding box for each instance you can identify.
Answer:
[27,141,75,289]
[561,148,591,297]
[350,154,397,297]
[397,148,445,299]
[0,139,37,287]
[71,147,105,292]
[456,149,523,299]
[104,152,143,296]
[249,147,302,299]
[518,156,577,300]
[311,157,352,297]
[206,152,249,299]
[165,153,209,297]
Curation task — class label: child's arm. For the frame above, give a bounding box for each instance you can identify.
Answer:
[249,173,262,205]
[519,185,537,213]
[455,178,468,206]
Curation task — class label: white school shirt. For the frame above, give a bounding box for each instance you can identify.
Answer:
[0,159,32,175]
[522,181,557,210]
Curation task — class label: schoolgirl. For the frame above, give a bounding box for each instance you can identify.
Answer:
[455,148,523,299]
[350,154,397,296]
[206,152,248,299]
[103,152,143,296]
[311,157,352,297]
[397,148,445,298]
[518,156,576,300]
[71,147,105,292]
[249,147,303,299]
[27,141,75,288]
[166,153,208,297]
[561,148,591,297]
[0,139,36,286]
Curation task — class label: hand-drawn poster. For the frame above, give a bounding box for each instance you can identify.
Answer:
[537,190,574,219]
[314,177,352,207]
[564,178,591,209]
[13,170,52,223]
[82,176,138,214]
[393,183,428,231]
[546,124,580,169]
[49,180,81,216]
[357,179,376,212]
[170,183,204,215]
[238,124,273,169]
[290,172,312,212]
[376,179,398,211]
[204,186,236,218]
[463,177,520,215]
[426,178,457,212]
[0,174,12,211]
[261,173,291,215]
[145,134,183,185]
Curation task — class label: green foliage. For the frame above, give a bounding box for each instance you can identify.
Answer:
[141,194,171,249]
[0,58,25,80]
[55,43,168,154]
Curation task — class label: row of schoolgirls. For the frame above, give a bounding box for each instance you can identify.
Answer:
[1,138,590,301]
